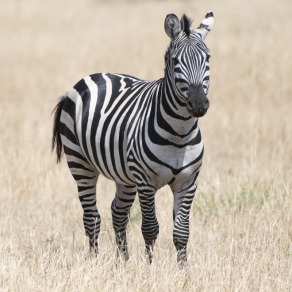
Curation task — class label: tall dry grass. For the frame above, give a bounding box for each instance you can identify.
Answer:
[0,0,291,290]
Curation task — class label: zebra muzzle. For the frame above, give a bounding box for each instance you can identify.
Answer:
[187,84,210,117]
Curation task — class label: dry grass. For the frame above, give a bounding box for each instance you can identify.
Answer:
[0,0,291,291]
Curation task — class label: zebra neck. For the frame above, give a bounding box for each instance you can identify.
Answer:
[152,77,199,143]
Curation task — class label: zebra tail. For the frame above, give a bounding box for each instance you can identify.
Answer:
[52,95,67,163]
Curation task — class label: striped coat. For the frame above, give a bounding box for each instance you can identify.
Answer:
[52,12,214,264]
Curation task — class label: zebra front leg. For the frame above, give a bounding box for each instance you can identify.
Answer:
[172,183,197,265]
[138,187,159,263]
[111,184,137,261]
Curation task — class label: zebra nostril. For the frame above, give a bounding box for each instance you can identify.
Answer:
[187,101,193,109]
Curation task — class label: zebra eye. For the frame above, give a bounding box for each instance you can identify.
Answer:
[172,57,179,66]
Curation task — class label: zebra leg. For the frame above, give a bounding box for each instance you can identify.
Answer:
[76,174,99,254]
[138,187,159,263]
[172,183,197,265]
[65,151,99,253]
[111,184,137,261]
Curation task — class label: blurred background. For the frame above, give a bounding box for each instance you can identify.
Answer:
[0,0,291,290]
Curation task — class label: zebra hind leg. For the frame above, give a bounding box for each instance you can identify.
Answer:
[65,152,100,254]
[76,173,100,254]
[111,184,137,261]
[76,173,99,253]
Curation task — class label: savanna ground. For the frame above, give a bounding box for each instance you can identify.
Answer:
[0,0,291,291]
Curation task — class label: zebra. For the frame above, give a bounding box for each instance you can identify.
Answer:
[52,12,214,264]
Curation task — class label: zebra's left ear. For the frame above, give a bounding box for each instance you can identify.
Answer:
[165,14,182,40]
[195,11,214,40]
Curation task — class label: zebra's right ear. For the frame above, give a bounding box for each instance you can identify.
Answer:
[165,14,182,40]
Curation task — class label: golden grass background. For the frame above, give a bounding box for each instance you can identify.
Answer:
[0,0,291,290]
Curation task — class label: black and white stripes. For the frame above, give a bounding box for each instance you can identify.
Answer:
[52,12,214,264]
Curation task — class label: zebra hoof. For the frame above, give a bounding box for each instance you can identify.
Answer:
[145,245,154,264]
[89,241,99,255]
[177,251,187,267]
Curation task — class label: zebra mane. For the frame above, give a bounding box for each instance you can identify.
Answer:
[181,14,192,37]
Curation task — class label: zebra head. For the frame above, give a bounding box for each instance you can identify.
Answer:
[164,12,214,118]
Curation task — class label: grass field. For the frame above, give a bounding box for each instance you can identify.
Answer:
[0,0,291,290]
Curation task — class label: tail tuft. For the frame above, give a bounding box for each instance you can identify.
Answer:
[52,95,67,163]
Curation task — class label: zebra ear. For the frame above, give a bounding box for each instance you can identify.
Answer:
[195,11,214,40]
[164,14,182,40]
